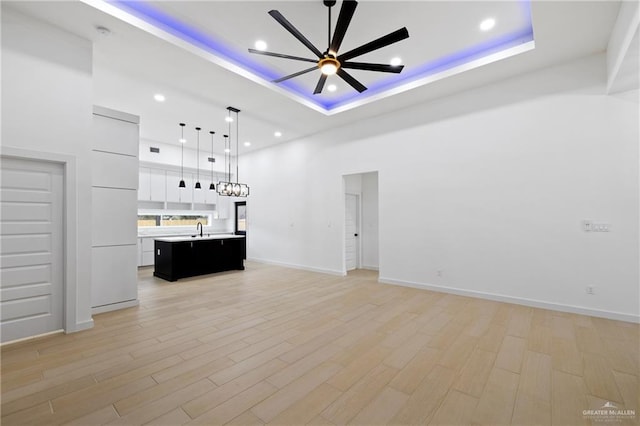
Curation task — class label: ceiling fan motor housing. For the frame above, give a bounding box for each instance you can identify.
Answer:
[323,1,337,7]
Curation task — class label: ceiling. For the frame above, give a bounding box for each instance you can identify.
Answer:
[5,1,622,155]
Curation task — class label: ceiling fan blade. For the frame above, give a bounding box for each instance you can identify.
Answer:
[341,62,405,73]
[313,74,328,94]
[248,49,318,63]
[272,66,318,83]
[268,10,324,59]
[338,27,409,62]
[337,68,367,92]
[330,0,357,54]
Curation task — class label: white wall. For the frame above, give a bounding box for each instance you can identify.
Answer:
[140,139,230,176]
[1,8,94,331]
[242,54,639,322]
[344,174,362,194]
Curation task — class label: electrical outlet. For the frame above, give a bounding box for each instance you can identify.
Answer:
[437,270,442,278]
[586,286,595,295]
[593,223,611,232]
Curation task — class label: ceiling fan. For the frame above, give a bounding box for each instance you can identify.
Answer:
[248,0,409,95]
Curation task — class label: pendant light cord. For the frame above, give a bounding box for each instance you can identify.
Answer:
[210,131,214,183]
[228,111,232,184]
[180,123,185,180]
[236,111,239,184]
[223,136,227,185]
[328,5,331,49]
[195,127,201,183]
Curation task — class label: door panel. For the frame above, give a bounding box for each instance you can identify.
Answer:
[0,157,64,342]
[92,187,137,246]
[93,113,138,156]
[1,264,51,288]
[91,245,138,307]
[92,151,138,189]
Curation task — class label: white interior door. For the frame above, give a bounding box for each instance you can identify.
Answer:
[1,157,64,342]
[345,194,359,271]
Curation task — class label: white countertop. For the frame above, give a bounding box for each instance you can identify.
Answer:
[155,234,245,243]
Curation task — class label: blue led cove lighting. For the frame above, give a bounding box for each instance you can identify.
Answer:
[108,0,534,113]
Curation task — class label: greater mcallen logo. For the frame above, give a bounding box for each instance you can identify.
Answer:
[583,401,636,422]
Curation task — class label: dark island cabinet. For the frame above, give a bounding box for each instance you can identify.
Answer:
[153,236,245,282]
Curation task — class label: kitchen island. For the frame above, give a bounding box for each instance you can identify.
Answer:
[153,234,245,282]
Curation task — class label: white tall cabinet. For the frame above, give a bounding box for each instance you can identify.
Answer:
[91,106,139,313]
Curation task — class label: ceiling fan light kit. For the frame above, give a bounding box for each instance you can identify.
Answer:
[249,0,409,95]
[319,57,340,75]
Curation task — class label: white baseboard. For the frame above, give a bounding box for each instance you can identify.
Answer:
[248,257,346,276]
[70,319,95,332]
[1,329,64,347]
[361,265,380,271]
[92,299,139,315]
[379,277,639,324]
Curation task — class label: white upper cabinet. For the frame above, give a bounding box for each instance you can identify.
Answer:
[193,181,217,204]
[138,167,151,201]
[139,168,168,202]
[149,169,166,202]
[165,170,180,202]
[139,166,225,212]
[181,173,194,203]
[166,170,193,203]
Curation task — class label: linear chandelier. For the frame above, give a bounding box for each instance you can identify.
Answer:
[218,106,249,197]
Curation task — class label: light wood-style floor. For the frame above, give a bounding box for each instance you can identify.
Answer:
[1,262,638,425]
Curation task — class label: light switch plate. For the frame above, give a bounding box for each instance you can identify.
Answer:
[583,220,611,232]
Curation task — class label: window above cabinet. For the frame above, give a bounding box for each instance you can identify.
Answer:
[138,213,212,228]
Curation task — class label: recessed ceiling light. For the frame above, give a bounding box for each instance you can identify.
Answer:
[254,40,268,51]
[225,116,234,122]
[244,141,251,147]
[179,138,186,144]
[390,57,402,66]
[224,148,231,153]
[153,93,166,102]
[274,131,282,137]
[327,84,337,92]
[480,18,496,32]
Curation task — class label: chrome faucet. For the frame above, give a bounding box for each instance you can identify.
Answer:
[196,222,203,237]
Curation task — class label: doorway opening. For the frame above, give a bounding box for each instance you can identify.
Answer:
[235,201,247,259]
[345,193,360,271]
[343,172,379,275]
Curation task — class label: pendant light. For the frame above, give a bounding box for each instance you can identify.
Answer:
[217,106,249,197]
[194,127,202,189]
[222,134,231,195]
[178,123,186,188]
[209,131,216,190]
